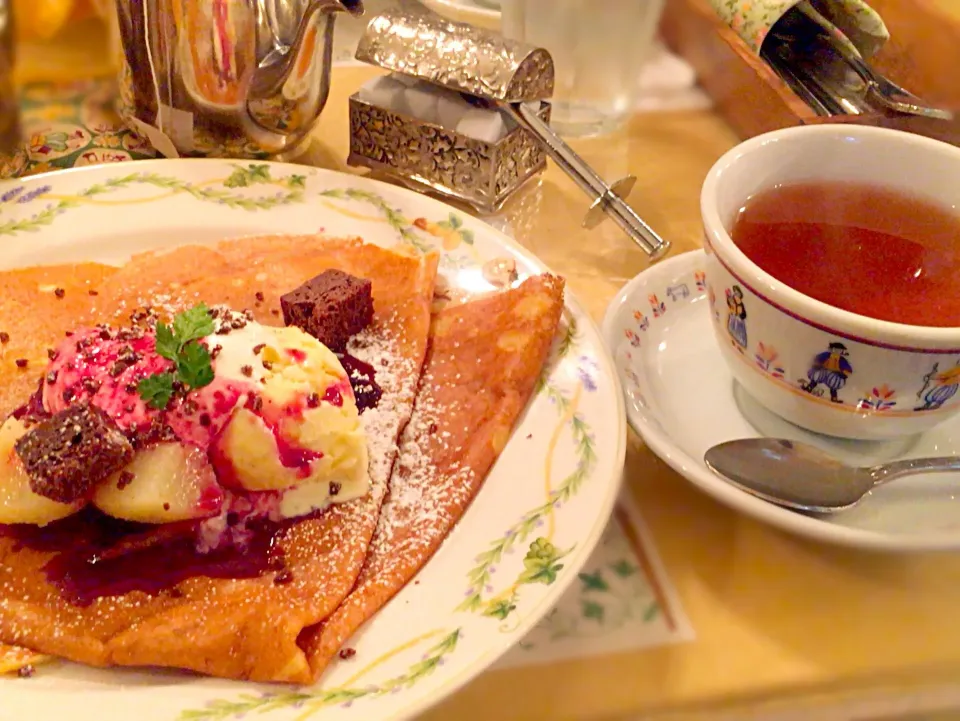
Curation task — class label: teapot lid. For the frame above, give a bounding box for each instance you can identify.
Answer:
[354,6,554,103]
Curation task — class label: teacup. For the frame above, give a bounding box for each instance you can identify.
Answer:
[701,124,960,440]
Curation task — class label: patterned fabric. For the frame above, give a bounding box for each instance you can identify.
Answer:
[1,78,157,179]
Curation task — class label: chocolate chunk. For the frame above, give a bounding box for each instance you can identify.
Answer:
[15,403,134,504]
[117,470,135,490]
[280,269,374,352]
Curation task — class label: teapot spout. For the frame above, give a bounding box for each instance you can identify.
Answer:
[249,0,363,101]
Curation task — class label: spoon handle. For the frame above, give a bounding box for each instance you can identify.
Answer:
[869,456,960,487]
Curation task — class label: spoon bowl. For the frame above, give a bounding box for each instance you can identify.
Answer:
[704,438,960,514]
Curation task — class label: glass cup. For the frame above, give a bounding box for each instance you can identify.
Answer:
[500,0,665,137]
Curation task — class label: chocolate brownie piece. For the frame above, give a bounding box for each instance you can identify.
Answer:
[14,402,134,504]
[280,269,374,352]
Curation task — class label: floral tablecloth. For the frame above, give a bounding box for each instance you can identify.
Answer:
[1,78,157,178]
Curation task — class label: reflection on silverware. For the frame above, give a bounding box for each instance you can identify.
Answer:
[762,1,953,122]
[704,437,960,514]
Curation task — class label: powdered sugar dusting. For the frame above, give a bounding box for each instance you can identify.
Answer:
[368,369,477,570]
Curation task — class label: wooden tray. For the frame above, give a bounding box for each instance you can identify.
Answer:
[659,0,960,141]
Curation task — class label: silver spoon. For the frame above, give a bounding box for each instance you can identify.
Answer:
[703,438,960,514]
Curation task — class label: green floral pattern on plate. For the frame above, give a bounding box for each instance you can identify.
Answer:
[180,632,462,720]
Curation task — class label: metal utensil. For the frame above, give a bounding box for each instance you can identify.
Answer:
[704,437,960,514]
[797,2,953,121]
[507,104,669,259]
[761,2,953,122]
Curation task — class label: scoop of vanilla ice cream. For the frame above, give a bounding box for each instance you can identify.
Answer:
[210,324,369,516]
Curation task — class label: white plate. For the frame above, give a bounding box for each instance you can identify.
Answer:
[0,160,625,719]
[603,249,960,552]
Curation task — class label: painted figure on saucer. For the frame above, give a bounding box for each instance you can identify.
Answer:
[725,285,748,352]
[800,342,852,403]
[915,361,960,411]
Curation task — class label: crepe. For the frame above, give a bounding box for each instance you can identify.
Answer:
[0,235,438,683]
[302,273,565,675]
[0,643,46,675]
[0,263,119,416]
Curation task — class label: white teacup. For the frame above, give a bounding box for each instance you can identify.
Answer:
[701,125,960,440]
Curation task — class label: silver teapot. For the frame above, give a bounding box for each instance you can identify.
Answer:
[115,0,363,158]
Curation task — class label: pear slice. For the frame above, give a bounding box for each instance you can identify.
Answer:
[94,443,224,524]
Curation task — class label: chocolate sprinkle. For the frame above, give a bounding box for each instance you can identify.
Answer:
[82,378,102,394]
[329,481,342,497]
[88,289,99,296]
[117,470,135,490]
[17,665,35,678]
[47,348,58,360]
[252,343,266,355]
[0,332,9,344]
[15,358,28,369]
[262,360,273,371]
[54,287,65,299]
[338,648,356,660]
[240,365,253,377]
[273,570,294,586]
[255,291,265,302]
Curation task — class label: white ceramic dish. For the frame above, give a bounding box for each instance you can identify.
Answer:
[701,125,960,441]
[603,249,960,552]
[0,160,625,720]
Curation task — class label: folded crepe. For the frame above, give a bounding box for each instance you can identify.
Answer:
[0,236,567,685]
[0,236,438,683]
[303,274,565,675]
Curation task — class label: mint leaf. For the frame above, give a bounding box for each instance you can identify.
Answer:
[154,322,178,361]
[177,341,214,389]
[137,372,175,410]
[172,303,215,346]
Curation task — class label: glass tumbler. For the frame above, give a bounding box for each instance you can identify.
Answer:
[500,0,665,137]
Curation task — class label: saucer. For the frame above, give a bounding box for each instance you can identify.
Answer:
[602,250,960,552]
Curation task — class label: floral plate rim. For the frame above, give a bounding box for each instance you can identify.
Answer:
[602,249,960,553]
[0,158,627,720]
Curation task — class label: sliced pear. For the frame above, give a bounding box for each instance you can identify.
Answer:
[93,443,224,524]
[0,417,85,526]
